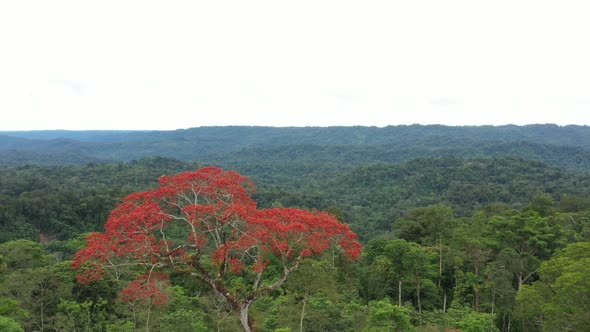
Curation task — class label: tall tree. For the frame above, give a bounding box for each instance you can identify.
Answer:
[489,211,563,291]
[363,238,435,311]
[394,204,454,291]
[72,167,361,331]
[517,242,590,331]
[282,260,338,332]
[452,215,495,311]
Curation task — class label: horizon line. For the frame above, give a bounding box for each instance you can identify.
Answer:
[0,123,587,132]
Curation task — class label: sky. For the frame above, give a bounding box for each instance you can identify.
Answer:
[1,0,590,130]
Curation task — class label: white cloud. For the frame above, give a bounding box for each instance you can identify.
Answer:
[1,0,589,130]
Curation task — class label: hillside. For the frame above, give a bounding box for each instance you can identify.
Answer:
[1,156,588,242]
[1,153,589,331]
[2,125,590,170]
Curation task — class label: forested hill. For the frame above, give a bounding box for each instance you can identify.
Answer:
[2,129,590,330]
[2,124,590,169]
[2,156,589,242]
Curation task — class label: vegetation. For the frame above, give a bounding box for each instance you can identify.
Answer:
[0,125,589,331]
[72,167,360,331]
[3,125,590,170]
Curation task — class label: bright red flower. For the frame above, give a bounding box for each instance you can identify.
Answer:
[72,166,361,331]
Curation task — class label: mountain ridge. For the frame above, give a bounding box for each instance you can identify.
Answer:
[2,124,590,169]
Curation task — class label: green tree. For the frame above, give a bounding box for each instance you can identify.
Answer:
[551,210,590,243]
[490,211,563,291]
[446,305,499,332]
[363,299,414,332]
[0,316,24,332]
[0,266,71,332]
[517,242,590,331]
[160,286,209,332]
[451,215,495,311]
[483,258,517,330]
[282,259,338,332]
[363,239,435,312]
[528,193,555,217]
[394,204,454,290]
[52,299,110,332]
[0,240,46,270]
[0,298,28,326]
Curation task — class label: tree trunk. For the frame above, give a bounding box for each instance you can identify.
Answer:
[239,302,253,332]
[299,296,307,332]
[193,257,298,332]
[398,280,402,306]
[416,282,422,314]
[491,289,496,315]
[473,283,480,312]
[438,237,443,289]
[145,300,153,332]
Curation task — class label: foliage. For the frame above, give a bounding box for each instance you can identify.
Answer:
[5,124,590,170]
[0,315,24,332]
[106,320,135,332]
[2,155,590,243]
[72,166,361,331]
[0,298,28,326]
[363,299,414,332]
[517,242,590,331]
[52,299,108,332]
[1,126,590,331]
[445,306,499,332]
[0,240,47,270]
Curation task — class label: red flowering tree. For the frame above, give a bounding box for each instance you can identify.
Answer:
[73,166,361,331]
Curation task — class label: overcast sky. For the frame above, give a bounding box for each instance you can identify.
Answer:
[1,0,589,130]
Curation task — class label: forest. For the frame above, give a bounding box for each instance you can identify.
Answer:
[1,125,589,331]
